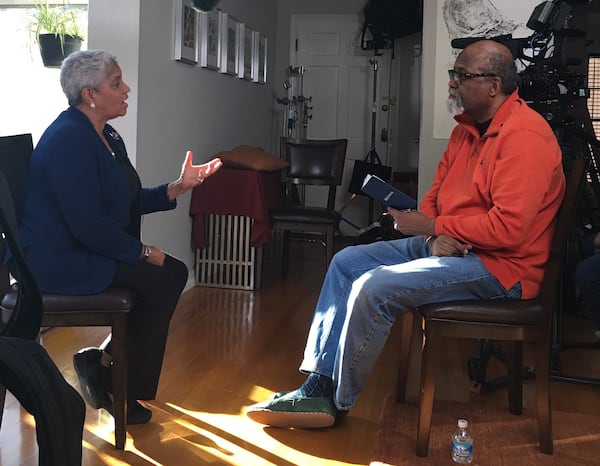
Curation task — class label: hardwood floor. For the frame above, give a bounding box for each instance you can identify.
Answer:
[2,240,600,465]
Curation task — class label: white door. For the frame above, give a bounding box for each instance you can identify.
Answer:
[290,14,396,234]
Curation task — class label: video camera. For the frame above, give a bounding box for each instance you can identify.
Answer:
[452,0,591,127]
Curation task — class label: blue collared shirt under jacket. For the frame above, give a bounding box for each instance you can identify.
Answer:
[18,107,176,295]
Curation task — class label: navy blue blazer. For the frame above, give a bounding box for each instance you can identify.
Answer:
[19,107,176,294]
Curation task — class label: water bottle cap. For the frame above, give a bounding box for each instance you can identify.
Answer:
[458,419,468,428]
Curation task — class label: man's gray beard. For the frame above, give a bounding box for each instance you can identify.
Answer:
[447,94,464,116]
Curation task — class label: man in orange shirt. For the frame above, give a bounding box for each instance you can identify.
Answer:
[247,39,566,428]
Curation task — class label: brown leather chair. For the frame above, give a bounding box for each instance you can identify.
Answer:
[0,134,132,450]
[395,150,589,457]
[270,137,348,274]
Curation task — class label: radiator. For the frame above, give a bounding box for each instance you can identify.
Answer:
[195,214,262,290]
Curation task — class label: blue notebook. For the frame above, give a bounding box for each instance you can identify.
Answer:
[361,174,417,210]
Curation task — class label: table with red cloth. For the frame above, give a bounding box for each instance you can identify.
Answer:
[189,167,284,250]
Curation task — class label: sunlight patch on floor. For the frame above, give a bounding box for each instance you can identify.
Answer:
[247,384,275,403]
[159,401,353,466]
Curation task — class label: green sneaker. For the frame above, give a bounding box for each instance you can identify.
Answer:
[246,392,337,428]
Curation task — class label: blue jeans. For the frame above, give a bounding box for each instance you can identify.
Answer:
[299,236,522,410]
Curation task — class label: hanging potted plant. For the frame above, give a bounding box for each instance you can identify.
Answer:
[28,1,84,68]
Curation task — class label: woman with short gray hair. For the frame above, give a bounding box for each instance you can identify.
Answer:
[19,49,222,424]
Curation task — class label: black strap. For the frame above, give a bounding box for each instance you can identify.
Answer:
[0,171,43,340]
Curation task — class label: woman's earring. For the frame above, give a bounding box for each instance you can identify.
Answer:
[90,102,96,109]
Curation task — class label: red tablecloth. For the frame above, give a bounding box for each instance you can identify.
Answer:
[189,167,284,249]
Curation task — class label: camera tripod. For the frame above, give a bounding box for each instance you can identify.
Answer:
[550,103,600,387]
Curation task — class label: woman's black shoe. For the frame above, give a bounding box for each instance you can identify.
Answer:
[72,347,111,409]
[101,399,153,425]
[126,402,153,424]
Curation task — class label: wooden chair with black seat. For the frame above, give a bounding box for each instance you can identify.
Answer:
[0,133,133,450]
[0,169,86,465]
[269,137,348,275]
[395,150,589,457]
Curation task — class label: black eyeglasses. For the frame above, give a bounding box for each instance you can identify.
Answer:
[448,69,497,85]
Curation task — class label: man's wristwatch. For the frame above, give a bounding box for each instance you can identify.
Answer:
[143,245,152,260]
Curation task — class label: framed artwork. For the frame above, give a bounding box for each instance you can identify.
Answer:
[250,31,259,82]
[254,34,267,84]
[237,24,255,80]
[173,0,198,65]
[219,13,238,75]
[198,9,220,69]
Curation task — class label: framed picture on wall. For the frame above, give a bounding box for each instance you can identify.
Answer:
[254,34,267,84]
[250,31,259,82]
[237,23,255,80]
[173,0,198,65]
[219,12,238,75]
[198,9,220,69]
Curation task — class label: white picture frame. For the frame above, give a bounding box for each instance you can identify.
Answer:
[198,9,220,70]
[250,31,260,82]
[237,23,255,80]
[219,12,238,75]
[254,34,267,84]
[173,0,198,65]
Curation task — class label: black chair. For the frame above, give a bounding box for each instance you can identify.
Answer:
[270,137,348,274]
[395,150,589,457]
[0,170,86,466]
[0,134,133,450]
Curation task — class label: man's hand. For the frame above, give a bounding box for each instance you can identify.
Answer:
[387,207,435,237]
[428,234,472,257]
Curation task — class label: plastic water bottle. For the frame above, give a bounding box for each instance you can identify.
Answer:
[451,419,473,463]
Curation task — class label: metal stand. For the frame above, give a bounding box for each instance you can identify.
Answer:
[366,56,379,224]
[276,66,312,139]
[340,55,383,226]
[467,340,535,394]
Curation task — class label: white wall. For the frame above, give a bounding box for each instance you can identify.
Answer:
[87,0,277,287]
[419,0,449,198]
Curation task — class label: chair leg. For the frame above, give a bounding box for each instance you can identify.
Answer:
[396,312,415,402]
[325,226,334,267]
[281,230,290,276]
[0,384,5,428]
[506,341,523,415]
[255,247,263,290]
[111,316,128,450]
[535,337,553,454]
[416,321,438,457]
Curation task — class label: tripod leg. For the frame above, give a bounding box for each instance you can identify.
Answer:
[467,340,492,393]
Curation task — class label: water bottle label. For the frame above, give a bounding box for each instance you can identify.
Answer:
[452,441,473,458]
